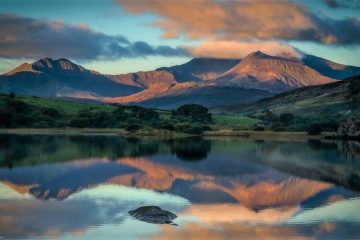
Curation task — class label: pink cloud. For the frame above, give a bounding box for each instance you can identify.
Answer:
[118,0,360,45]
[183,40,302,59]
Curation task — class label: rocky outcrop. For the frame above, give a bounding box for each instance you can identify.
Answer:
[337,117,360,139]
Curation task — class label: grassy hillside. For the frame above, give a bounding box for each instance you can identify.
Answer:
[215,75,360,120]
[0,94,259,132]
[0,94,115,116]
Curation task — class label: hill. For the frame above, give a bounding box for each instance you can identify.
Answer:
[215,74,360,118]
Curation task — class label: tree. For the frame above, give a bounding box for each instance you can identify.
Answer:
[280,113,295,126]
[308,124,322,135]
[175,104,212,123]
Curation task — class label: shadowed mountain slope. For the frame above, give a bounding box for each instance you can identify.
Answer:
[215,74,360,116]
[302,55,360,80]
[157,58,240,82]
[103,82,273,109]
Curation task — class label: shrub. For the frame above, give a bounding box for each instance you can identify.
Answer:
[174,122,205,134]
[307,124,323,135]
[350,80,360,95]
[271,125,287,132]
[124,122,142,132]
[32,121,50,128]
[280,113,295,126]
[261,110,279,122]
[160,121,175,131]
[253,126,265,131]
[271,122,286,132]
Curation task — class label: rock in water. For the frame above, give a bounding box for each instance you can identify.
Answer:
[337,117,360,139]
[128,206,177,225]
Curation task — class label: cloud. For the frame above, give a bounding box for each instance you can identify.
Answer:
[323,0,360,9]
[118,0,360,45]
[183,40,302,59]
[0,14,186,60]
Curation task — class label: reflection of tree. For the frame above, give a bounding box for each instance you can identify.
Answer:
[0,135,56,168]
[0,135,161,167]
[307,140,337,151]
[168,137,211,161]
[338,141,360,161]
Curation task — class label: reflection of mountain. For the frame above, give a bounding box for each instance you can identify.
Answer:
[1,135,360,240]
[1,136,359,207]
[251,140,360,192]
[0,155,341,211]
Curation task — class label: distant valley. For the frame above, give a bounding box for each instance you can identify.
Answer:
[1,51,360,109]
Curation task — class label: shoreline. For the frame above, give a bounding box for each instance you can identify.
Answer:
[0,128,336,140]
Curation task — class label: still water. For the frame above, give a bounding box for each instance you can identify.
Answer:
[0,134,360,240]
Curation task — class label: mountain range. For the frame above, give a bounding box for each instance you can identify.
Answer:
[1,51,360,109]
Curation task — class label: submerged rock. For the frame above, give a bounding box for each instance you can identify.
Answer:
[128,206,177,225]
[337,117,360,139]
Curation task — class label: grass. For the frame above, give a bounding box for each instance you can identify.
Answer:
[212,115,259,128]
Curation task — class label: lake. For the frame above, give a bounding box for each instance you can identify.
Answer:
[0,134,360,240]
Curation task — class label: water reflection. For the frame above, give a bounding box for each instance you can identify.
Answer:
[0,134,360,239]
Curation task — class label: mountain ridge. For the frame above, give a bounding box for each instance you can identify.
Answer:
[1,52,360,109]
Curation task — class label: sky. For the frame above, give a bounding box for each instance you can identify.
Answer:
[0,0,360,74]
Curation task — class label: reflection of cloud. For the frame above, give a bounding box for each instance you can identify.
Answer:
[69,184,190,207]
[118,0,360,45]
[288,198,360,223]
[0,184,188,239]
[181,204,298,224]
[0,14,186,60]
[0,182,34,200]
[152,222,310,240]
[152,220,360,240]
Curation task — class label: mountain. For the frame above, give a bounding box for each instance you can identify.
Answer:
[302,55,360,80]
[103,82,273,109]
[157,58,240,82]
[107,70,176,88]
[215,51,336,93]
[1,53,359,109]
[215,74,360,116]
[0,58,142,98]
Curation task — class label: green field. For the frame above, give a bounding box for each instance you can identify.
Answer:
[212,115,259,128]
[0,94,116,115]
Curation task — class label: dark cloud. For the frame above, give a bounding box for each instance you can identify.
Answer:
[323,0,360,9]
[0,14,187,60]
[118,0,360,45]
[324,0,339,8]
